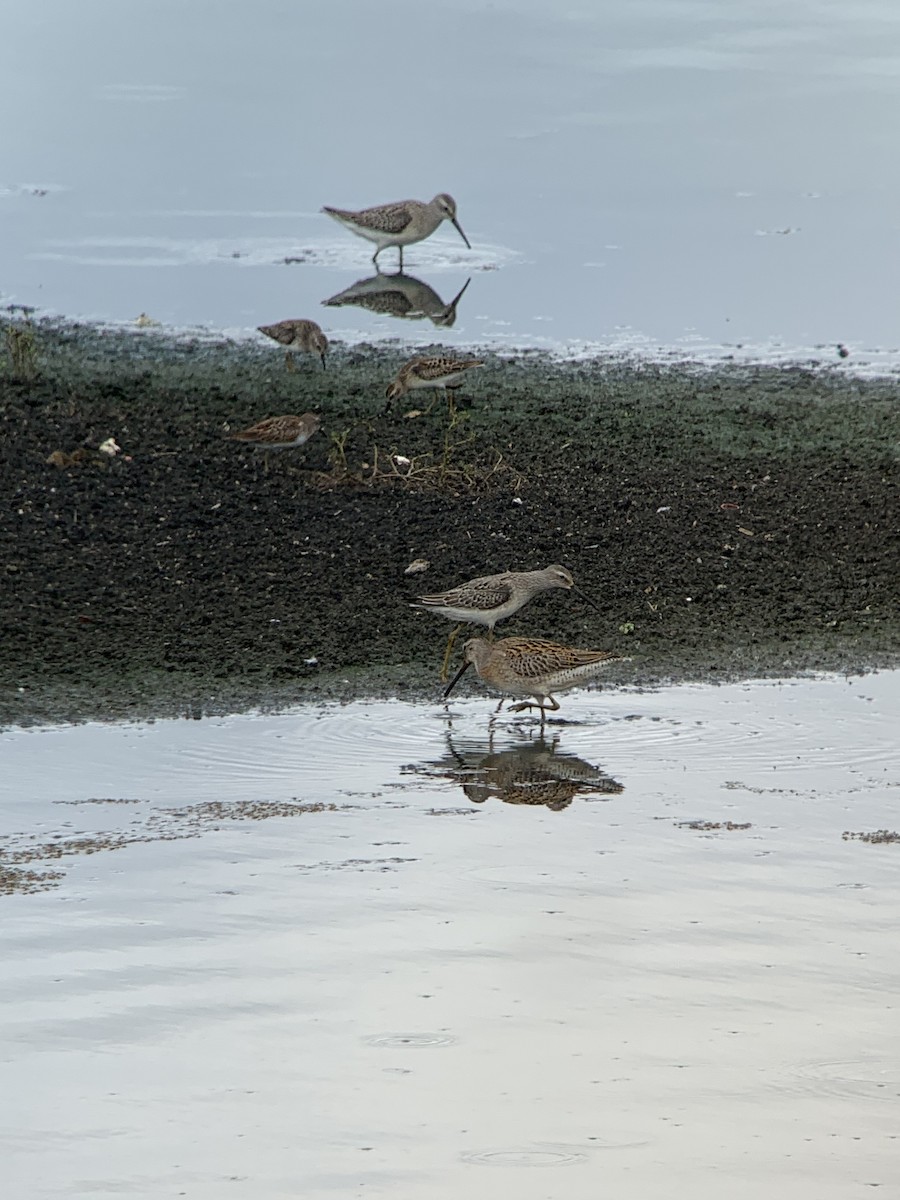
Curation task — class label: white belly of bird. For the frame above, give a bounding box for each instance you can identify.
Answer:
[426,604,498,627]
[333,215,389,248]
[411,372,462,390]
[250,433,310,450]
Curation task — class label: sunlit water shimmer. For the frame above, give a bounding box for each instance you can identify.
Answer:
[2,672,899,1198]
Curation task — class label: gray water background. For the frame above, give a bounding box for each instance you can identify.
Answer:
[3,673,900,1197]
[2,0,899,365]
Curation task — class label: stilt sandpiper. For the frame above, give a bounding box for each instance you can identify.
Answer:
[444,636,628,719]
[322,193,470,270]
[385,354,485,409]
[227,412,320,473]
[258,319,328,371]
[411,564,600,679]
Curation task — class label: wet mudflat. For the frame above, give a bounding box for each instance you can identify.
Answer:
[2,321,898,727]
[3,4,899,1194]
[2,673,899,1197]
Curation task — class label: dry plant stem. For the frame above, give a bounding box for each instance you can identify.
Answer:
[327,428,351,476]
[5,326,38,380]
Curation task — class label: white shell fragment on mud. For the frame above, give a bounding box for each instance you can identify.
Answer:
[404,558,430,576]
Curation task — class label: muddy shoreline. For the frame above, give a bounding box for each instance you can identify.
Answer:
[1,318,898,728]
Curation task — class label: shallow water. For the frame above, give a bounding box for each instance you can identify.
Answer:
[2,673,900,1197]
[2,1,900,369]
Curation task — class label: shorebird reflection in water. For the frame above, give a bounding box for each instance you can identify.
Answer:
[444,636,629,721]
[322,193,470,270]
[419,730,624,811]
[322,274,471,329]
[411,565,601,681]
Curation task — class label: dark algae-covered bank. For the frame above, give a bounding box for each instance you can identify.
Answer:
[1,320,897,726]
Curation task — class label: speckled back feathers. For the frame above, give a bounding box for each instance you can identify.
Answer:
[228,412,321,448]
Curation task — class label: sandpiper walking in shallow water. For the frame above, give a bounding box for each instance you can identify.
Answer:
[228,412,321,473]
[322,194,470,270]
[411,564,600,679]
[385,354,485,410]
[258,319,328,371]
[444,636,628,719]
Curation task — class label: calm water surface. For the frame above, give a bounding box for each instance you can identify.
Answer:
[2,674,899,1197]
[2,0,899,367]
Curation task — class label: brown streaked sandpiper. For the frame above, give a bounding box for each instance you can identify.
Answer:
[444,636,628,719]
[411,564,600,680]
[385,354,485,411]
[227,412,321,473]
[258,319,328,371]
[322,193,470,270]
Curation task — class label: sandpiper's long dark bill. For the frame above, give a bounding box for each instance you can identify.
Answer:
[444,657,473,698]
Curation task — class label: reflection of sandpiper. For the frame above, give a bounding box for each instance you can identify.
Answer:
[445,636,628,720]
[322,194,471,269]
[322,274,471,328]
[423,731,624,811]
[257,319,328,371]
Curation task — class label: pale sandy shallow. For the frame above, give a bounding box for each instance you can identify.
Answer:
[2,673,899,1199]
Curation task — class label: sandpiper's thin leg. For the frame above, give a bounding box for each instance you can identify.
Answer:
[508,699,553,715]
[399,245,404,271]
[494,698,504,715]
[545,696,560,711]
[440,623,464,682]
[285,351,295,373]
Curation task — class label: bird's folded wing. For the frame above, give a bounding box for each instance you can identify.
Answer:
[418,581,513,611]
[358,203,414,233]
